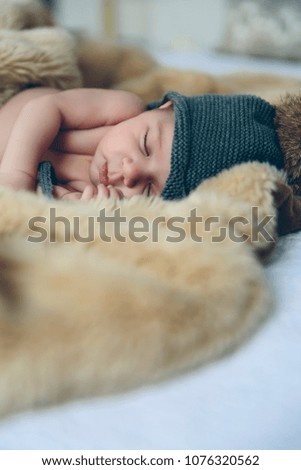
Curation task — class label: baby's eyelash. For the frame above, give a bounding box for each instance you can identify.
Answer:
[144,131,150,157]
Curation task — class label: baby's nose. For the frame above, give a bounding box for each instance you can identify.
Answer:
[122,157,144,188]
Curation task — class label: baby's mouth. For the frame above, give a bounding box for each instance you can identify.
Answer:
[99,162,109,186]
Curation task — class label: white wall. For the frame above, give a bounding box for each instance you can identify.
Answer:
[54,0,104,38]
[117,0,228,51]
[54,0,228,51]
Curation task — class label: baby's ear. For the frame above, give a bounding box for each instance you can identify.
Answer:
[159,100,173,109]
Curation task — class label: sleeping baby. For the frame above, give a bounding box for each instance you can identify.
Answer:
[0,87,173,200]
[0,86,291,201]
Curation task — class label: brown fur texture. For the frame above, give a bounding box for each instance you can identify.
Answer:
[0,27,82,106]
[111,68,301,105]
[113,66,230,102]
[76,36,157,89]
[273,181,301,235]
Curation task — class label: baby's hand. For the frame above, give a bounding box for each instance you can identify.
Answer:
[96,184,124,200]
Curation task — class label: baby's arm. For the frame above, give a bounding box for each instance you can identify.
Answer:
[0,89,145,192]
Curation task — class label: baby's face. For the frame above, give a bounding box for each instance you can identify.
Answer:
[89,103,174,198]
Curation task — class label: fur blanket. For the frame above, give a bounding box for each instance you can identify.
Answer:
[0,0,300,417]
[0,162,293,417]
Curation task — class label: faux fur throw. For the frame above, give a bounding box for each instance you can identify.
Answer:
[0,0,301,418]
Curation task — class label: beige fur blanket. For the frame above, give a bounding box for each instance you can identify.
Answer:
[0,162,293,417]
[0,0,299,418]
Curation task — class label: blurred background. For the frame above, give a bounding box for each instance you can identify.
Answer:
[47,0,226,51]
[45,0,301,61]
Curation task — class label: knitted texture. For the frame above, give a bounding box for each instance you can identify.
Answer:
[149,92,284,200]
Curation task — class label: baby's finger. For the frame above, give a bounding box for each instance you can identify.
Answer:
[107,185,124,199]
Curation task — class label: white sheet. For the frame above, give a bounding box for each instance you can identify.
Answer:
[0,51,301,451]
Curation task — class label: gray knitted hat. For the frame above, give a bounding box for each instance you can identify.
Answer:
[148,92,284,200]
